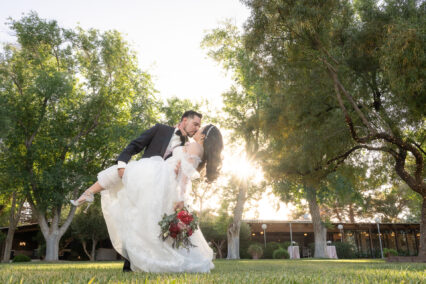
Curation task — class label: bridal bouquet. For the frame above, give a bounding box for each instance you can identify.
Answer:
[158,207,199,249]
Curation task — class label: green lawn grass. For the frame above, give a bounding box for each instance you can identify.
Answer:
[1,259,425,283]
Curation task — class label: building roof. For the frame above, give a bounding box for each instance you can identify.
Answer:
[0,223,39,232]
[243,219,419,225]
[244,220,419,233]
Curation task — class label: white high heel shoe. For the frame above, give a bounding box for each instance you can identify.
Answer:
[70,191,94,213]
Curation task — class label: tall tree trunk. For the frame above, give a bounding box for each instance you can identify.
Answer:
[82,239,97,261]
[2,193,25,263]
[30,203,76,261]
[91,239,98,261]
[305,186,328,258]
[82,240,91,260]
[227,179,247,259]
[45,233,60,261]
[227,223,240,259]
[419,197,426,258]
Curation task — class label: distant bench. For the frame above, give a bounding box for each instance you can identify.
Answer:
[95,248,118,261]
[386,256,426,263]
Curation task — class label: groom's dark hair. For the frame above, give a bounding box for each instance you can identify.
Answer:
[181,110,202,121]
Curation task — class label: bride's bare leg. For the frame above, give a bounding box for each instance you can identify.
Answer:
[86,181,104,194]
[75,182,104,203]
[72,165,122,208]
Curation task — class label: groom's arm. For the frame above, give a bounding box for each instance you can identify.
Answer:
[116,123,160,164]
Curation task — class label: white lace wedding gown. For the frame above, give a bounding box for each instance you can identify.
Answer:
[98,146,214,273]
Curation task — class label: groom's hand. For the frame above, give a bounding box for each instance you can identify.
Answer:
[175,161,181,176]
[174,201,184,211]
[177,122,187,137]
[118,168,125,178]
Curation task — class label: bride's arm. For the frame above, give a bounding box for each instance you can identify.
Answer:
[175,143,203,204]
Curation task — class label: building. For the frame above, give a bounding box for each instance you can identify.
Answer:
[0,224,40,259]
[246,220,421,257]
[1,221,421,260]
[0,223,118,260]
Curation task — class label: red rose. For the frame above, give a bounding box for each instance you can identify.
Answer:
[177,211,194,225]
[169,223,179,234]
[177,221,187,231]
[177,210,188,220]
[187,228,193,236]
[186,215,194,224]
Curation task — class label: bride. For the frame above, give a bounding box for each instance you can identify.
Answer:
[71,124,223,273]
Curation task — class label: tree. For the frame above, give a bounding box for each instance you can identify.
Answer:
[160,96,201,126]
[202,21,266,260]
[0,192,25,262]
[199,212,229,259]
[0,134,26,262]
[213,173,263,259]
[202,21,266,155]
[0,12,158,260]
[190,179,216,220]
[242,0,425,256]
[199,210,251,259]
[370,182,422,223]
[317,167,372,223]
[71,200,108,261]
[226,176,247,259]
[289,169,369,224]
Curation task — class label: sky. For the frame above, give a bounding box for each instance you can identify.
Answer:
[1,0,295,221]
[0,0,249,106]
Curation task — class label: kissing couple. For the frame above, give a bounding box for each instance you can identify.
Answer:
[71,110,223,273]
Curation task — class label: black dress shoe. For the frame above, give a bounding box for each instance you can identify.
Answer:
[123,259,132,272]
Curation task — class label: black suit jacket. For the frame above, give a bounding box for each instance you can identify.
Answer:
[117,123,184,163]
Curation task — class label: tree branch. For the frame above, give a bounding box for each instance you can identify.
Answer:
[58,205,77,237]
[58,237,73,256]
[322,58,375,133]
[11,75,24,96]
[60,111,102,160]
[411,140,426,156]
[26,97,49,149]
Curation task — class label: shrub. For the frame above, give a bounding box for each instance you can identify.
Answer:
[263,242,282,259]
[308,243,315,256]
[239,223,252,259]
[241,242,260,259]
[397,250,410,256]
[371,249,382,258]
[354,251,370,258]
[12,254,31,262]
[383,248,398,257]
[247,243,263,259]
[333,242,356,259]
[0,231,6,243]
[273,248,289,259]
[282,241,292,250]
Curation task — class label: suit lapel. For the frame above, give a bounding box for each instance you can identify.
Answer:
[181,136,188,146]
[160,126,176,158]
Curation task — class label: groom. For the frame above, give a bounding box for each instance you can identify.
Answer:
[116,110,202,272]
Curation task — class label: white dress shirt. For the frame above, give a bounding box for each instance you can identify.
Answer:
[163,128,182,159]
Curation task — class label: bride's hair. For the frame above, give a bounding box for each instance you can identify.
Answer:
[198,124,223,182]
